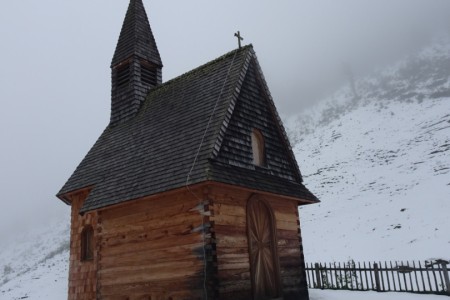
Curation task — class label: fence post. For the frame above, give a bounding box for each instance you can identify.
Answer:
[374,263,381,292]
[315,263,322,289]
[441,262,450,295]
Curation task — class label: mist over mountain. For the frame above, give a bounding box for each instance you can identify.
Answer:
[287,36,450,145]
[291,36,450,262]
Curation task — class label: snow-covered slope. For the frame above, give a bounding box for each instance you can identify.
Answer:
[287,37,450,144]
[0,217,69,300]
[297,98,450,262]
[293,37,450,262]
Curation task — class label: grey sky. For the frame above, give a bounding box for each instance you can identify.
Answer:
[0,0,449,239]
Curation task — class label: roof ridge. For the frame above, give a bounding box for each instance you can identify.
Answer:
[250,51,304,182]
[148,45,253,95]
[110,45,253,129]
[209,49,254,159]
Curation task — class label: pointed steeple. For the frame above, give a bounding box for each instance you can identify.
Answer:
[112,0,162,68]
[110,0,163,126]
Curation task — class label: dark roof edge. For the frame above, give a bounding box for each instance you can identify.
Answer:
[147,45,253,96]
[249,49,304,182]
[56,185,95,206]
[209,178,319,204]
[78,179,208,214]
[56,193,71,205]
[210,48,254,159]
[79,178,318,214]
[57,127,111,196]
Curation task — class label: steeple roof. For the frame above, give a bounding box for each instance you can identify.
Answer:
[111,0,162,67]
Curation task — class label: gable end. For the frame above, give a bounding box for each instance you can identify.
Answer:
[212,52,302,183]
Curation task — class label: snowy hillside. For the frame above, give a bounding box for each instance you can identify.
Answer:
[287,37,450,144]
[297,97,450,262]
[294,38,450,263]
[0,217,69,300]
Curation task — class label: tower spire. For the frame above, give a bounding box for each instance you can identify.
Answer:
[112,0,162,68]
[110,0,163,126]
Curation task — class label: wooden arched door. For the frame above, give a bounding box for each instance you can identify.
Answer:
[247,195,281,299]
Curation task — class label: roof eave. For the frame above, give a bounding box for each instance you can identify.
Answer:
[56,185,94,206]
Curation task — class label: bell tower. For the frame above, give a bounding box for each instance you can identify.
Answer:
[110,0,162,126]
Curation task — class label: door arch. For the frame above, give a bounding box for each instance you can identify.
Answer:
[247,195,281,299]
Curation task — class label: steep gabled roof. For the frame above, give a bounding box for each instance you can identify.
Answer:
[111,0,162,67]
[58,46,318,213]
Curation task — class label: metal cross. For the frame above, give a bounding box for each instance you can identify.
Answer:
[234,31,244,49]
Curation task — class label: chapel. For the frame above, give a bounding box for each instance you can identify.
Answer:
[57,1,319,299]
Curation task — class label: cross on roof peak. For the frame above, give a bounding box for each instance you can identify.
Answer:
[234,31,244,49]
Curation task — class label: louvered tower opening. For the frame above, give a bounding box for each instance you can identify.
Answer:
[115,63,131,88]
[141,61,158,87]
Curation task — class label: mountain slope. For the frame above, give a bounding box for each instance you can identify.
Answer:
[287,37,450,143]
[296,97,450,262]
[0,218,69,300]
[293,37,450,262]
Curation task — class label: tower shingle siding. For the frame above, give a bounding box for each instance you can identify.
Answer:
[110,0,162,126]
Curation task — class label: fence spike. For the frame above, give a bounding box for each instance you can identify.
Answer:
[368,262,375,290]
[431,262,439,292]
[424,260,433,292]
[374,262,381,292]
[363,261,369,291]
[440,262,450,295]
[390,261,397,291]
[358,261,363,291]
[412,261,420,292]
[384,261,391,291]
[314,262,322,289]
[406,261,414,292]
[417,261,425,292]
[330,262,335,288]
[379,261,386,291]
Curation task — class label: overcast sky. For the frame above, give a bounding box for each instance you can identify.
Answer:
[0,0,449,240]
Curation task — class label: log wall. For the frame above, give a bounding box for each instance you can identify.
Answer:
[208,185,309,300]
[67,184,309,300]
[97,188,209,300]
[68,191,98,300]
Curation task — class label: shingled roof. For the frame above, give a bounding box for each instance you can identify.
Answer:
[58,45,318,213]
[111,0,162,67]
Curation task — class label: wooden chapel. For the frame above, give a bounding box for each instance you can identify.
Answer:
[57,1,319,299]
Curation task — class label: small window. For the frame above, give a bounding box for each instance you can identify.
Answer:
[81,225,94,261]
[251,129,265,166]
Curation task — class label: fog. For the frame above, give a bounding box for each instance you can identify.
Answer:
[0,0,449,240]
